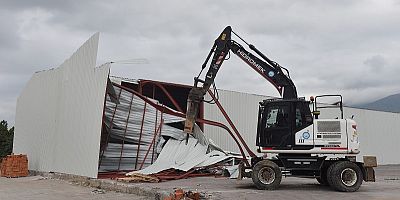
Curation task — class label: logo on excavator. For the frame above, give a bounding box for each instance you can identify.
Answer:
[237,49,265,74]
[302,131,310,139]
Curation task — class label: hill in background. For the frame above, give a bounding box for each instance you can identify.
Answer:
[354,93,400,113]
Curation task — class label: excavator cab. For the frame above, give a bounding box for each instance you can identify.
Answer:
[256,98,313,150]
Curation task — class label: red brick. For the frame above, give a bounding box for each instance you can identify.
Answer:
[0,154,29,178]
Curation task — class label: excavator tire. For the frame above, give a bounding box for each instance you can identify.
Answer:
[327,161,363,192]
[252,160,282,190]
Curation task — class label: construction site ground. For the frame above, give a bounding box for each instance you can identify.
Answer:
[1,165,399,200]
[0,176,147,200]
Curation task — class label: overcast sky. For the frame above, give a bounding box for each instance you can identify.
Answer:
[1,0,400,125]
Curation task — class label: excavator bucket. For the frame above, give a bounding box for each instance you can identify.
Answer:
[184,87,204,133]
[183,99,198,133]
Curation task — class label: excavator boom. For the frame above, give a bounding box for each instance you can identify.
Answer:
[184,26,297,133]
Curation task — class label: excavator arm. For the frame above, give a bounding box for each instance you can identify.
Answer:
[184,26,297,133]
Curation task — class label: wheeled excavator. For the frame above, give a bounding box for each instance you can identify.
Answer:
[184,26,376,192]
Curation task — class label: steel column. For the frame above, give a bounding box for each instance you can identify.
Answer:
[134,102,147,169]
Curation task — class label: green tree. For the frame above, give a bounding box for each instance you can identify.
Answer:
[0,120,14,159]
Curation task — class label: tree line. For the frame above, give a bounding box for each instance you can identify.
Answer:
[0,120,14,159]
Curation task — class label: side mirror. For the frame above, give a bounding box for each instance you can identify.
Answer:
[312,110,320,119]
[312,110,320,116]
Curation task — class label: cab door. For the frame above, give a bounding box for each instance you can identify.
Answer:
[260,102,294,149]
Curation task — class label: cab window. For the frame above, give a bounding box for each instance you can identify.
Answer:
[265,105,289,128]
[294,103,313,132]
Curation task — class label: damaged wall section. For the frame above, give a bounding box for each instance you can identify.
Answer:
[98,81,240,176]
[98,83,187,172]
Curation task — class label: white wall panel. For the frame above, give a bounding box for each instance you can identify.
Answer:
[203,90,266,156]
[204,90,400,165]
[13,33,109,178]
[319,107,400,165]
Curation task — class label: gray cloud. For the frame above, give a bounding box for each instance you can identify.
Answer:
[363,55,386,71]
[0,10,21,49]
[1,0,400,125]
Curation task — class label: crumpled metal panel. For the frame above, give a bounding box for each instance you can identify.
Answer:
[130,130,232,175]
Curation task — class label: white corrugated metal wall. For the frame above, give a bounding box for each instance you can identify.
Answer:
[204,89,400,165]
[13,33,109,178]
[319,107,400,165]
[203,90,266,155]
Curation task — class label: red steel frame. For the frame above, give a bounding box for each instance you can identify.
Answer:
[139,80,184,113]
[138,80,205,130]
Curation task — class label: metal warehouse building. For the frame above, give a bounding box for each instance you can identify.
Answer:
[13,33,399,178]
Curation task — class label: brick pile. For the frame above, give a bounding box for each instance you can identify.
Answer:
[0,154,29,178]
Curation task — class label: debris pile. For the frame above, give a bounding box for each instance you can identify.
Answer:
[124,123,240,181]
[117,173,160,183]
[130,135,232,175]
[164,188,204,200]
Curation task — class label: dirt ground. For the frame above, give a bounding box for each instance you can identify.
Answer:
[0,176,146,200]
[0,165,399,200]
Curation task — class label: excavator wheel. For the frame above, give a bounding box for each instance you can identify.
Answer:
[327,161,363,192]
[251,160,282,190]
